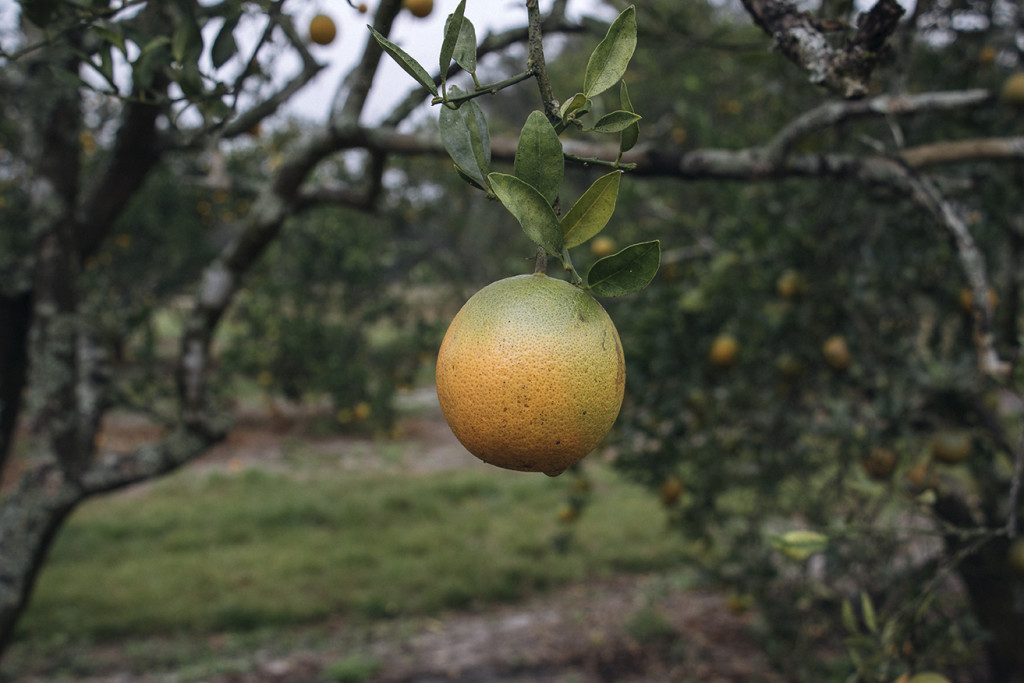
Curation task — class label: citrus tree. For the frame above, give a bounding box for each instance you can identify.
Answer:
[2,1,1023,680]
[575,1,1024,680]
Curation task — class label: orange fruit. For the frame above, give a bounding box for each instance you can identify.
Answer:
[822,335,850,372]
[309,14,337,45]
[1001,72,1024,106]
[930,430,971,465]
[402,0,434,18]
[1008,537,1024,575]
[775,269,806,298]
[708,334,739,369]
[907,674,952,683]
[659,476,684,506]
[904,461,933,493]
[590,236,617,258]
[435,273,625,476]
[862,446,898,481]
[958,286,998,314]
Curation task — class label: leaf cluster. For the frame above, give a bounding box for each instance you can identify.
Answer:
[372,3,657,298]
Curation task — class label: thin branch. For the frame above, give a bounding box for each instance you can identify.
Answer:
[432,70,535,106]
[900,137,1024,168]
[526,0,559,125]
[766,89,995,160]
[330,0,404,126]
[901,172,1009,378]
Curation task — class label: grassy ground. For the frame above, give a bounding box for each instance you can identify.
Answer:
[4,435,686,678]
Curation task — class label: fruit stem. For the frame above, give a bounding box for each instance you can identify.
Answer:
[534,247,547,274]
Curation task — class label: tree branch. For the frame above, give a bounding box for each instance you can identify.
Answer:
[766,89,995,160]
[741,0,905,98]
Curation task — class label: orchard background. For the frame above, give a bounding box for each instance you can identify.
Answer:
[1,0,1023,681]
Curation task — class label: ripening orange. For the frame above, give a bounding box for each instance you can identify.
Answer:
[708,334,739,369]
[435,273,625,476]
[402,0,434,18]
[309,14,337,45]
[822,334,850,372]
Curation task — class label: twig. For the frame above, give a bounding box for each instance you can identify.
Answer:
[526,0,559,125]
[432,70,535,106]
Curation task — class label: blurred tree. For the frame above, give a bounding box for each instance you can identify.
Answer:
[583,0,1024,680]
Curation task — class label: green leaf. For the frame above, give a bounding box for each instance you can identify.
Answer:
[772,529,828,561]
[559,93,590,123]
[438,92,491,190]
[841,599,858,635]
[619,81,639,153]
[92,45,115,85]
[172,16,203,66]
[488,173,563,255]
[586,240,660,297]
[211,14,241,69]
[860,592,878,635]
[95,26,128,56]
[514,111,564,205]
[583,5,637,98]
[369,27,438,97]
[439,0,467,89]
[590,110,642,134]
[561,171,621,249]
[452,17,477,74]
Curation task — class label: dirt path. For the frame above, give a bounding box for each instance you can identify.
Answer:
[188,575,779,683]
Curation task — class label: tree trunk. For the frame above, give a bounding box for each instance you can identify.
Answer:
[0,465,81,651]
[954,537,1024,683]
[936,491,1024,682]
[0,292,32,469]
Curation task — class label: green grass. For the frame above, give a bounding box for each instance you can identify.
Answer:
[13,461,682,651]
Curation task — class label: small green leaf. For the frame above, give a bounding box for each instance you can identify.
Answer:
[559,93,590,122]
[619,81,639,153]
[860,592,878,635]
[772,529,828,561]
[586,240,660,297]
[583,5,637,98]
[561,171,621,249]
[841,599,858,635]
[211,14,240,69]
[369,27,438,97]
[95,26,128,56]
[590,110,642,134]
[439,90,491,190]
[514,111,564,205]
[172,17,203,66]
[439,0,467,89]
[453,17,477,74]
[92,45,115,85]
[488,173,563,255]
